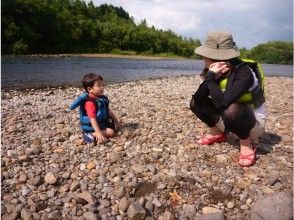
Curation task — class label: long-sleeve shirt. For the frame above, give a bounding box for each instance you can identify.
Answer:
[193,65,254,111]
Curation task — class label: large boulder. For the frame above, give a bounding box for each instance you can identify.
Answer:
[250,191,293,220]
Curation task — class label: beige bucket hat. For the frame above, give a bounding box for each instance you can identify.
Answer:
[195,31,240,60]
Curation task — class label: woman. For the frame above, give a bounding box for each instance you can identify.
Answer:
[191,31,266,167]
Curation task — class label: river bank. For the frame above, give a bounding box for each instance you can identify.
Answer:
[1,75,293,219]
[2,53,189,60]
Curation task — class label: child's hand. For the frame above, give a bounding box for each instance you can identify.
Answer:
[93,131,106,143]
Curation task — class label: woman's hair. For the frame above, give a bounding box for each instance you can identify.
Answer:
[227,58,242,66]
[82,73,103,92]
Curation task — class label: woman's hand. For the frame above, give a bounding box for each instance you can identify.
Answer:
[209,62,229,75]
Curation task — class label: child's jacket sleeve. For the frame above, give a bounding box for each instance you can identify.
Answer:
[69,92,88,110]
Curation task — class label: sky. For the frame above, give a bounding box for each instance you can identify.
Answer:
[87,0,293,49]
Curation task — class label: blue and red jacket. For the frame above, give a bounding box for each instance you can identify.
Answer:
[70,92,109,132]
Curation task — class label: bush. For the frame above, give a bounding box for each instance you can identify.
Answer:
[11,39,29,55]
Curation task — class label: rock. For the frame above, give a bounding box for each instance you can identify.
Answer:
[18,174,28,183]
[21,208,33,220]
[83,212,98,220]
[99,199,111,208]
[76,192,97,205]
[2,211,18,220]
[152,198,162,207]
[215,154,230,163]
[182,204,196,218]
[158,211,175,220]
[250,191,293,220]
[260,185,274,194]
[44,172,57,185]
[114,186,126,199]
[118,197,129,212]
[80,163,86,171]
[202,207,222,214]
[86,161,96,170]
[226,201,235,209]
[194,213,225,220]
[131,164,144,173]
[267,174,279,186]
[127,202,146,220]
[108,152,121,162]
[145,200,154,212]
[48,210,61,219]
[70,180,80,191]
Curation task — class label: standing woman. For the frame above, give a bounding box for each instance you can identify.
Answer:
[190,31,266,167]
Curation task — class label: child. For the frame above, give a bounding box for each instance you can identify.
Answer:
[70,73,121,143]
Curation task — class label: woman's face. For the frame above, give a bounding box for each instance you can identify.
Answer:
[203,57,214,68]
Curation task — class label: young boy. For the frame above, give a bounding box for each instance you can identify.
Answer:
[70,73,121,143]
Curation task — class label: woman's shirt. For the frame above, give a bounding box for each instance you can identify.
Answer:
[194,65,254,111]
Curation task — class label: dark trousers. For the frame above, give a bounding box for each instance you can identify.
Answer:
[190,97,256,139]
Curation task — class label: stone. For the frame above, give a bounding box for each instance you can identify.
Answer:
[2,211,18,220]
[21,208,33,220]
[127,202,146,220]
[44,172,57,185]
[48,210,61,219]
[202,207,222,214]
[226,201,235,209]
[70,180,80,191]
[260,185,274,194]
[152,198,162,207]
[158,211,175,220]
[215,154,230,163]
[99,199,111,208]
[76,192,97,205]
[182,204,196,218]
[145,200,154,212]
[250,191,293,220]
[108,152,121,162]
[83,212,98,220]
[267,174,279,186]
[131,164,144,173]
[118,197,129,212]
[86,161,96,170]
[114,187,126,199]
[194,213,225,220]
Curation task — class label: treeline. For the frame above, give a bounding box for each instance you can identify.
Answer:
[240,41,293,65]
[1,0,200,58]
[2,0,292,64]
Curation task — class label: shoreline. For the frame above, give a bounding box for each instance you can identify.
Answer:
[2,53,192,60]
[1,74,292,92]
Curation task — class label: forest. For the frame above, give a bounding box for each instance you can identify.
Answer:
[2,0,293,64]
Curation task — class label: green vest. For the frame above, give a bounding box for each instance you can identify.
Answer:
[219,59,265,107]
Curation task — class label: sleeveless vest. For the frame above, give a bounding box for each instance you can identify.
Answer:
[70,93,109,132]
[218,59,265,108]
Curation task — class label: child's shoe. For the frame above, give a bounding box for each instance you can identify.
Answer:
[83,133,95,144]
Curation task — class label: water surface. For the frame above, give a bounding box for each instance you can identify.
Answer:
[1,57,293,89]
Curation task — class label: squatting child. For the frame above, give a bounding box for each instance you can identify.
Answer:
[70,73,121,143]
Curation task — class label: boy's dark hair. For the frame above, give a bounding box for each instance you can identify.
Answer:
[82,73,103,92]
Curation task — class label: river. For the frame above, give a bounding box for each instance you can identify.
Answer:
[1,56,293,89]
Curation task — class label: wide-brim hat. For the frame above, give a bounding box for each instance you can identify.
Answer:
[195,31,240,60]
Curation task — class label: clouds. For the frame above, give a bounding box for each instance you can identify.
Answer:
[89,0,293,48]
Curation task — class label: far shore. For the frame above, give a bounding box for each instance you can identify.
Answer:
[2,53,192,60]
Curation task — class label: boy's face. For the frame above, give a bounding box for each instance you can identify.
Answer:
[88,80,104,97]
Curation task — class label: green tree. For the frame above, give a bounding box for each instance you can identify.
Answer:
[248,41,293,64]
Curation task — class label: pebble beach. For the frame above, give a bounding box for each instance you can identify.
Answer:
[1,75,293,219]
